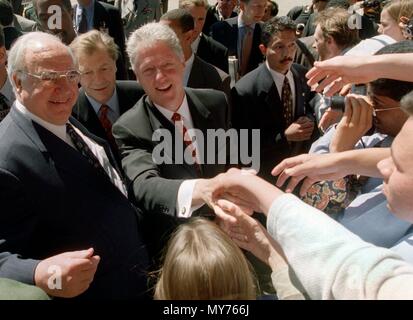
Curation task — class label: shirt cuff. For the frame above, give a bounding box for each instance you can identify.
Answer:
[176,179,205,218]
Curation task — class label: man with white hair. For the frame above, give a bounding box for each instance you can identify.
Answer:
[0,31,149,299]
[113,22,231,255]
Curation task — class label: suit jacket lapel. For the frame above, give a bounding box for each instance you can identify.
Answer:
[187,56,203,88]
[144,97,199,178]
[260,65,281,122]
[73,91,107,139]
[291,64,306,117]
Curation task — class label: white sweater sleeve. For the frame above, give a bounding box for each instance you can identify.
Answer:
[267,194,413,300]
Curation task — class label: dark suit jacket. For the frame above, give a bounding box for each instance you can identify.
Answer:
[232,63,316,180]
[210,17,264,75]
[73,1,128,80]
[0,108,149,299]
[3,26,22,50]
[197,33,229,73]
[113,88,230,217]
[203,3,237,35]
[187,55,225,93]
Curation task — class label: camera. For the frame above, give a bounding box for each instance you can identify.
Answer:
[325,85,367,111]
[404,17,413,39]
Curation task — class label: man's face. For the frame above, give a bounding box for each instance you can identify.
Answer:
[187,5,207,38]
[217,0,236,19]
[241,0,267,23]
[35,0,75,44]
[368,87,408,137]
[14,43,79,125]
[78,48,117,105]
[134,41,185,111]
[260,30,297,74]
[313,24,333,61]
[378,116,413,222]
[261,1,274,22]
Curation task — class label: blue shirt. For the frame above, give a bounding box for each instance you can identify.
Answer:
[85,88,120,124]
[76,0,95,32]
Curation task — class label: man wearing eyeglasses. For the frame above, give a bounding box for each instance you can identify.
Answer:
[308,41,413,250]
[0,31,149,299]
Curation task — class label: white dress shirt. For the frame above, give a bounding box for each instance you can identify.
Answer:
[266,60,296,117]
[153,94,204,218]
[15,100,127,197]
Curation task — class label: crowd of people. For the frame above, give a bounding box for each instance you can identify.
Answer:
[1,0,413,300]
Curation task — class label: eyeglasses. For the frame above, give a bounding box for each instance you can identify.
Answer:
[20,70,81,83]
[372,106,401,117]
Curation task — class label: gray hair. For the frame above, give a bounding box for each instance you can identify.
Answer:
[126,22,184,71]
[7,31,76,92]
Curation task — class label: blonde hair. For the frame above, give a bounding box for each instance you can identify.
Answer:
[69,30,119,62]
[384,0,413,24]
[154,218,257,300]
[179,0,208,9]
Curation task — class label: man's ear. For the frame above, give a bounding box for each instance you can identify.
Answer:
[0,47,6,66]
[259,44,267,56]
[12,72,23,94]
[184,30,195,43]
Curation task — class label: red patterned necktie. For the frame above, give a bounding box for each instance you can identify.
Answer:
[171,112,201,173]
[98,104,116,148]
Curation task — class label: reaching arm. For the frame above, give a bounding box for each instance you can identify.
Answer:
[271,148,390,195]
[306,53,413,96]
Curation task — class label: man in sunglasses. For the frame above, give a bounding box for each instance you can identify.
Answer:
[0,31,150,299]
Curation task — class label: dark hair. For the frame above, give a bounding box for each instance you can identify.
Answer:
[369,41,413,101]
[326,0,349,9]
[0,0,14,26]
[0,25,4,48]
[261,16,297,47]
[33,0,72,13]
[160,8,194,33]
[268,0,279,16]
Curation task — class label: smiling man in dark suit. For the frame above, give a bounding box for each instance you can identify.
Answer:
[232,16,316,180]
[113,23,232,254]
[0,31,149,299]
[70,30,144,159]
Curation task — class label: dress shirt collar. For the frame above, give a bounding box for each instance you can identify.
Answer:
[266,60,293,86]
[153,94,192,126]
[191,34,202,54]
[85,87,119,115]
[14,99,72,146]
[238,13,255,29]
[183,53,195,86]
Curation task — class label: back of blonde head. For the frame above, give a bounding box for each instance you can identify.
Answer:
[154,218,257,300]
